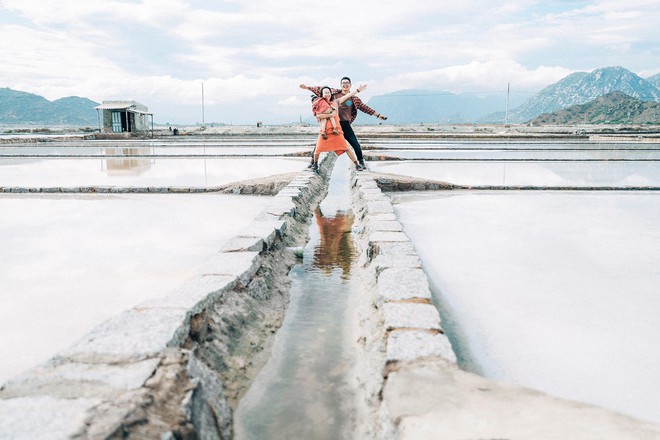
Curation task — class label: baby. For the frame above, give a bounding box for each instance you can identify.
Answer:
[311,93,339,139]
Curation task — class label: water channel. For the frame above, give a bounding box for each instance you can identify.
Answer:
[235,157,362,439]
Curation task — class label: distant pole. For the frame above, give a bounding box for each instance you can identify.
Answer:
[505,82,510,126]
[201,82,205,125]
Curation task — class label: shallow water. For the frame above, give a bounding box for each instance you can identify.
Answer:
[366,148,660,160]
[235,157,360,440]
[369,160,660,187]
[0,145,310,156]
[0,157,306,187]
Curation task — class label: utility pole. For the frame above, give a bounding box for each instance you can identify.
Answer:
[201,82,205,125]
[505,82,510,126]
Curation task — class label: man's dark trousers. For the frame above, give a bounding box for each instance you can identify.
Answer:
[340,120,364,164]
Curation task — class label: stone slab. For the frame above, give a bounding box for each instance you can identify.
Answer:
[266,195,297,212]
[369,231,410,243]
[237,218,287,245]
[1,358,161,399]
[365,201,394,214]
[386,330,456,364]
[383,303,441,331]
[386,360,660,440]
[377,268,432,302]
[370,254,423,272]
[360,187,383,193]
[356,179,379,189]
[371,220,403,232]
[58,308,189,361]
[0,396,101,440]
[275,188,302,197]
[196,251,260,286]
[139,274,234,311]
[369,240,417,257]
[220,236,265,252]
[361,192,390,202]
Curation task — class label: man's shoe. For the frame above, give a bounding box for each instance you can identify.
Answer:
[356,164,366,171]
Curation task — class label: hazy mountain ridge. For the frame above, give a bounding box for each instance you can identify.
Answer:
[530,91,660,125]
[646,73,660,89]
[507,66,660,123]
[363,89,526,124]
[0,87,98,125]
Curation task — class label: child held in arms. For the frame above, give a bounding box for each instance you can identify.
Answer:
[311,89,340,139]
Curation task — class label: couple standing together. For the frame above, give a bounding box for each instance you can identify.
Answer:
[300,77,387,172]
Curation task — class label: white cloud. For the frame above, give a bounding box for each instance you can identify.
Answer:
[0,0,657,124]
[380,61,573,94]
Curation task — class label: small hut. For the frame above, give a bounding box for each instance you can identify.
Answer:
[95,101,153,134]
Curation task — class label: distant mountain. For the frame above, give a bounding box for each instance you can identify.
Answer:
[646,73,660,89]
[507,66,660,123]
[363,89,527,124]
[0,87,99,125]
[529,91,660,125]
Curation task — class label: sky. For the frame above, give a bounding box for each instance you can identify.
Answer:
[1,0,659,125]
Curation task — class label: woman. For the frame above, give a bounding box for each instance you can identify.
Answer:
[310,84,367,172]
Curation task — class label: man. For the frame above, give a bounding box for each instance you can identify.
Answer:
[300,77,387,168]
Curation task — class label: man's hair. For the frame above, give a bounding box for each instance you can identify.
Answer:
[340,76,351,84]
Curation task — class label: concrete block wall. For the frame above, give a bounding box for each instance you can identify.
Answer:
[351,171,457,369]
[350,171,459,440]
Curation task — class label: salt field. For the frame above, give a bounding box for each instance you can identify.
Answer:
[390,190,660,425]
[0,192,270,385]
[1,132,659,431]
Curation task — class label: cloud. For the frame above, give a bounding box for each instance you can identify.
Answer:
[379,61,573,94]
[0,0,658,124]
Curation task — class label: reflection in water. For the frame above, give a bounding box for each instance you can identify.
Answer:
[312,207,354,281]
[236,163,361,440]
[103,147,152,176]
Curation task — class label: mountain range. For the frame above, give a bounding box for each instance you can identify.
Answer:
[0,87,99,125]
[2,66,660,126]
[361,89,527,124]
[364,66,660,125]
[505,66,660,123]
[529,91,660,125]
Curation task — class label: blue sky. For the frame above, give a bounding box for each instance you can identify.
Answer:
[0,0,658,124]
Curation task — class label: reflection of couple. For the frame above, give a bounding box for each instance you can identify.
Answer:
[300,77,388,172]
[312,207,354,281]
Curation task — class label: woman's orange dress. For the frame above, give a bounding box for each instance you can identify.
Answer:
[315,104,350,155]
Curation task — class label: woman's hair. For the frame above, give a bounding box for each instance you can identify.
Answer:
[320,86,333,98]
